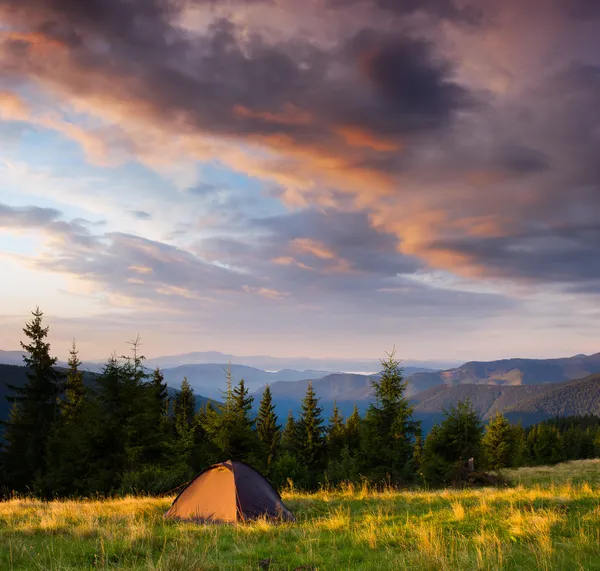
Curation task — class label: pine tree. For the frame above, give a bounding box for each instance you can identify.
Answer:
[174,378,196,427]
[271,409,307,489]
[421,399,484,486]
[151,367,169,417]
[529,424,563,465]
[43,340,90,496]
[62,340,86,423]
[1,307,64,493]
[204,373,259,463]
[256,385,281,473]
[171,378,198,474]
[232,379,254,428]
[361,349,420,485]
[326,401,346,460]
[84,340,159,494]
[281,409,298,454]
[296,382,326,486]
[345,404,362,453]
[482,412,520,470]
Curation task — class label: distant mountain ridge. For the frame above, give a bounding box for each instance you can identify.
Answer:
[260,352,600,403]
[3,361,600,435]
[503,373,600,424]
[256,352,600,428]
[160,363,337,399]
[142,351,457,373]
[409,352,600,393]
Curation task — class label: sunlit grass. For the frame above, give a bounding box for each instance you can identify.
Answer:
[1,460,600,569]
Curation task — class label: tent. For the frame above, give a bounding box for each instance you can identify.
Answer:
[164,460,295,523]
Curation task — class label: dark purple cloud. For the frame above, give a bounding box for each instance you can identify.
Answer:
[0,0,598,302]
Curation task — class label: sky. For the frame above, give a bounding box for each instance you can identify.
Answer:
[0,0,598,363]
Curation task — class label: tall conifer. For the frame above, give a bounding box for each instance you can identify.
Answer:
[174,378,196,427]
[151,367,169,417]
[62,340,86,423]
[362,349,420,484]
[281,409,298,454]
[297,382,326,484]
[256,385,281,472]
[1,307,63,492]
[326,401,345,460]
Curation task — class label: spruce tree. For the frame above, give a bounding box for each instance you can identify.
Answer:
[345,404,362,453]
[529,424,563,465]
[362,349,420,485]
[62,340,86,423]
[326,401,346,460]
[174,378,196,427]
[421,399,484,486]
[482,412,520,470]
[271,409,306,489]
[281,409,298,454]
[85,341,158,494]
[205,374,259,462]
[296,382,326,486]
[232,379,254,428]
[172,378,197,473]
[256,385,281,473]
[43,340,90,496]
[1,307,64,493]
[151,367,169,417]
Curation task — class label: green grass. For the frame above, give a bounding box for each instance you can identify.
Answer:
[1,460,600,570]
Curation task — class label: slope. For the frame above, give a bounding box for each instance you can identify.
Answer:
[160,364,336,399]
[409,352,600,392]
[503,373,600,425]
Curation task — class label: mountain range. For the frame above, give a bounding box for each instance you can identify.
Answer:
[256,351,600,426]
[142,351,458,373]
[1,350,600,433]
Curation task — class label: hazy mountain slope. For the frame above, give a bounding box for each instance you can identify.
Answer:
[144,350,454,373]
[259,368,435,403]
[161,364,336,399]
[0,351,26,366]
[503,373,600,425]
[409,352,600,392]
[410,384,564,418]
[262,352,600,407]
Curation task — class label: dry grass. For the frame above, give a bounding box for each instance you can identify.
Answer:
[1,460,600,569]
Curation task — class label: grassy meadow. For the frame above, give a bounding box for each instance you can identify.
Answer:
[1,460,600,570]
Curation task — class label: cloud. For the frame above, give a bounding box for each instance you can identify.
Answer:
[0,3,472,188]
[130,210,152,220]
[426,224,600,291]
[325,0,481,23]
[1,201,513,322]
[0,0,598,361]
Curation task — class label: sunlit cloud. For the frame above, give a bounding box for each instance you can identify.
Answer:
[0,0,597,360]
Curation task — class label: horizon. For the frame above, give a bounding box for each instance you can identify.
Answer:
[1,1,598,360]
[0,339,596,369]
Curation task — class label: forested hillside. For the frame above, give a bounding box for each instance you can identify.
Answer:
[504,374,600,425]
[409,353,600,392]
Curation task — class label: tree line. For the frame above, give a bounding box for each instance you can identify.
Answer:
[1,308,600,498]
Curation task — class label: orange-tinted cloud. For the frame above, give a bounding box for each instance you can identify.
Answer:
[291,238,336,260]
[233,104,313,126]
[0,91,29,121]
[335,125,403,152]
[1,0,597,297]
